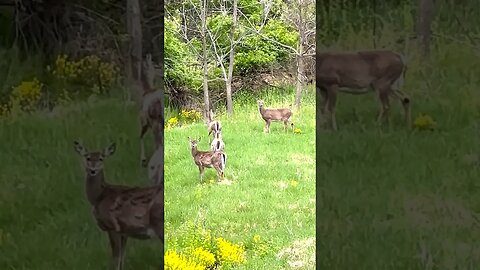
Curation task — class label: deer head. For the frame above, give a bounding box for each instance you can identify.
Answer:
[257,100,265,109]
[73,141,116,176]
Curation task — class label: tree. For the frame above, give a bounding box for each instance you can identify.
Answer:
[126,0,143,106]
[201,0,210,116]
[225,0,237,115]
[416,0,434,56]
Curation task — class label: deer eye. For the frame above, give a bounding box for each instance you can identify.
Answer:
[86,157,91,161]
[99,156,104,161]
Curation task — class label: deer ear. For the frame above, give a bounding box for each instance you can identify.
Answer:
[103,142,116,157]
[73,140,88,156]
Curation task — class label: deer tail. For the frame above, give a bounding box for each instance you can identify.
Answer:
[221,153,227,172]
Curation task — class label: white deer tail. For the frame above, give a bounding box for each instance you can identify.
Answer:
[221,153,227,172]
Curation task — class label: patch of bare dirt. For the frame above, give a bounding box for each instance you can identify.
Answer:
[276,238,315,269]
[403,194,479,229]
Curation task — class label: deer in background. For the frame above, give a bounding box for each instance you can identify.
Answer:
[257,100,293,133]
[206,109,222,141]
[189,137,226,182]
[139,54,164,167]
[210,130,225,152]
[316,49,411,130]
[73,141,164,270]
[147,147,164,186]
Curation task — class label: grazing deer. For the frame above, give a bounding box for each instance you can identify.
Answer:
[210,130,225,152]
[316,49,411,130]
[207,109,222,140]
[73,141,164,270]
[257,100,293,133]
[189,137,226,182]
[147,148,164,186]
[140,54,164,167]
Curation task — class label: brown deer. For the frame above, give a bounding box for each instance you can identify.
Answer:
[257,100,293,133]
[73,141,164,270]
[316,49,411,130]
[189,137,226,182]
[207,109,222,140]
[210,130,225,152]
[147,147,164,186]
[139,54,164,167]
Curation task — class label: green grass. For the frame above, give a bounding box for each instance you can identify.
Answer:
[0,99,164,269]
[164,88,316,269]
[317,43,480,269]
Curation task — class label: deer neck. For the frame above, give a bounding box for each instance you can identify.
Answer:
[259,106,265,115]
[85,170,106,205]
[191,147,198,157]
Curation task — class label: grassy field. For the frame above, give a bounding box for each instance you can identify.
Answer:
[164,88,316,269]
[0,100,165,269]
[316,44,480,269]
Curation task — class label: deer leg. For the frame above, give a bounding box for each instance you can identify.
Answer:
[119,236,128,270]
[108,231,122,270]
[376,88,391,125]
[140,124,149,167]
[266,120,271,133]
[199,166,205,182]
[318,86,328,115]
[327,85,338,131]
[392,89,411,128]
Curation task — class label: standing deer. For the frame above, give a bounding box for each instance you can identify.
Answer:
[257,100,293,133]
[316,49,411,130]
[139,54,164,167]
[207,109,222,140]
[73,141,164,270]
[189,137,226,182]
[210,130,225,152]
[147,147,164,186]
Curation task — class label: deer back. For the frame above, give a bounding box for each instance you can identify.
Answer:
[317,50,405,89]
[261,107,292,120]
[193,150,224,166]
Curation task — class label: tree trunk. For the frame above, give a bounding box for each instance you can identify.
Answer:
[127,0,143,107]
[416,0,434,56]
[294,4,305,111]
[226,0,237,116]
[201,0,210,118]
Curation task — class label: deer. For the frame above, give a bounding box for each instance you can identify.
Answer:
[73,141,164,270]
[139,54,164,168]
[147,147,164,186]
[210,130,225,152]
[189,137,226,182]
[316,49,411,130]
[206,109,222,142]
[257,100,293,133]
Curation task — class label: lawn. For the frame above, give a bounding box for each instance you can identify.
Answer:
[316,44,480,269]
[164,88,316,269]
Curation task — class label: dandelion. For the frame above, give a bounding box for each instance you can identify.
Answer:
[11,77,43,111]
[166,117,179,129]
[215,237,246,264]
[413,114,436,130]
[191,246,216,267]
[253,234,261,243]
[290,180,299,187]
[164,250,205,270]
[294,128,302,134]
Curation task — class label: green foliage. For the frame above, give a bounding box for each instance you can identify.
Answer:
[235,19,298,73]
[165,18,203,91]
